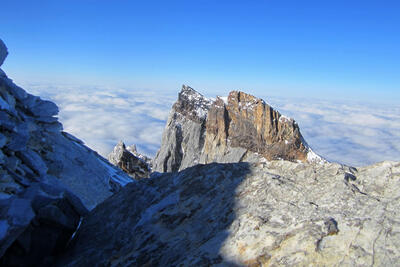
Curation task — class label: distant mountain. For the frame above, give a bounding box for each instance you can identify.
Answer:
[108,141,151,179]
[2,39,400,267]
[153,85,323,173]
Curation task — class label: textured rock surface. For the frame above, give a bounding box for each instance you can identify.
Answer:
[56,160,400,266]
[0,182,88,266]
[0,39,132,210]
[108,141,151,179]
[153,85,322,172]
[153,85,212,172]
[0,39,133,263]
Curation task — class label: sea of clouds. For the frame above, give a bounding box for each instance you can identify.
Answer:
[23,83,400,167]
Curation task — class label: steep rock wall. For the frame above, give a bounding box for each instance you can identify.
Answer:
[153,85,322,173]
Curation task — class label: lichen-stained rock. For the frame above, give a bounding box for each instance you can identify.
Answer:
[153,85,323,173]
[108,141,151,179]
[55,160,400,266]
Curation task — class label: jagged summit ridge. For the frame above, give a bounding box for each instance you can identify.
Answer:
[153,85,323,172]
[108,141,151,179]
[174,85,213,122]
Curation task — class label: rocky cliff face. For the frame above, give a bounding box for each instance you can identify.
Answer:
[153,85,212,172]
[0,39,133,265]
[3,39,400,266]
[56,160,400,266]
[153,85,322,172]
[108,141,151,179]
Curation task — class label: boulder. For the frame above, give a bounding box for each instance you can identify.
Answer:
[0,182,88,267]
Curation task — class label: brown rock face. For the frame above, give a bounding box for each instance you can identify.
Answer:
[108,141,151,179]
[204,91,308,162]
[153,86,322,172]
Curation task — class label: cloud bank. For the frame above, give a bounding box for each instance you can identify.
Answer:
[22,82,400,167]
[267,96,400,166]
[24,83,175,157]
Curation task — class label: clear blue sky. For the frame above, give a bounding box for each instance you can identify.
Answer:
[1,0,399,102]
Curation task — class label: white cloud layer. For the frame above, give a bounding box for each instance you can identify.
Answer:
[22,82,400,167]
[24,83,176,157]
[266,95,400,166]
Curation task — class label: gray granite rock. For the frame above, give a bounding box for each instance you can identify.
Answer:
[108,141,151,179]
[30,99,59,118]
[153,86,212,172]
[0,39,135,265]
[0,42,133,207]
[153,86,323,173]
[0,133,7,148]
[55,160,400,266]
[16,149,48,177]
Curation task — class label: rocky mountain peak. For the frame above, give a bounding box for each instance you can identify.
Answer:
[153,86,323,172]
[173,85,213,123]
[205,90,311,162]
[108,141,151,179]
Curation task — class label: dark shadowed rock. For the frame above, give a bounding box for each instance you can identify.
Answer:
[56,160,400,266]
[0,182,88,267]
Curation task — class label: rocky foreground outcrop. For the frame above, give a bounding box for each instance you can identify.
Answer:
[56,160,400,266]
[0,39,133,265]
[108,141,151,179]
[153,85,322,173]
[2,39,400,266]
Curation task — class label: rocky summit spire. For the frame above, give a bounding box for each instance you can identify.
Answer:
[108,141,151,179]
[153,86,323,172]
[152,85,213,172]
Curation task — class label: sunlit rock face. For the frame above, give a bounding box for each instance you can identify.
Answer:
[152,85,213,172]
[55,160,400,266]
[153,85,322,173]
[202,91,311,163]
[108,141,151,179]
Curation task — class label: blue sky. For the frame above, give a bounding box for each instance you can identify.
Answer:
[1,0,399,102]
